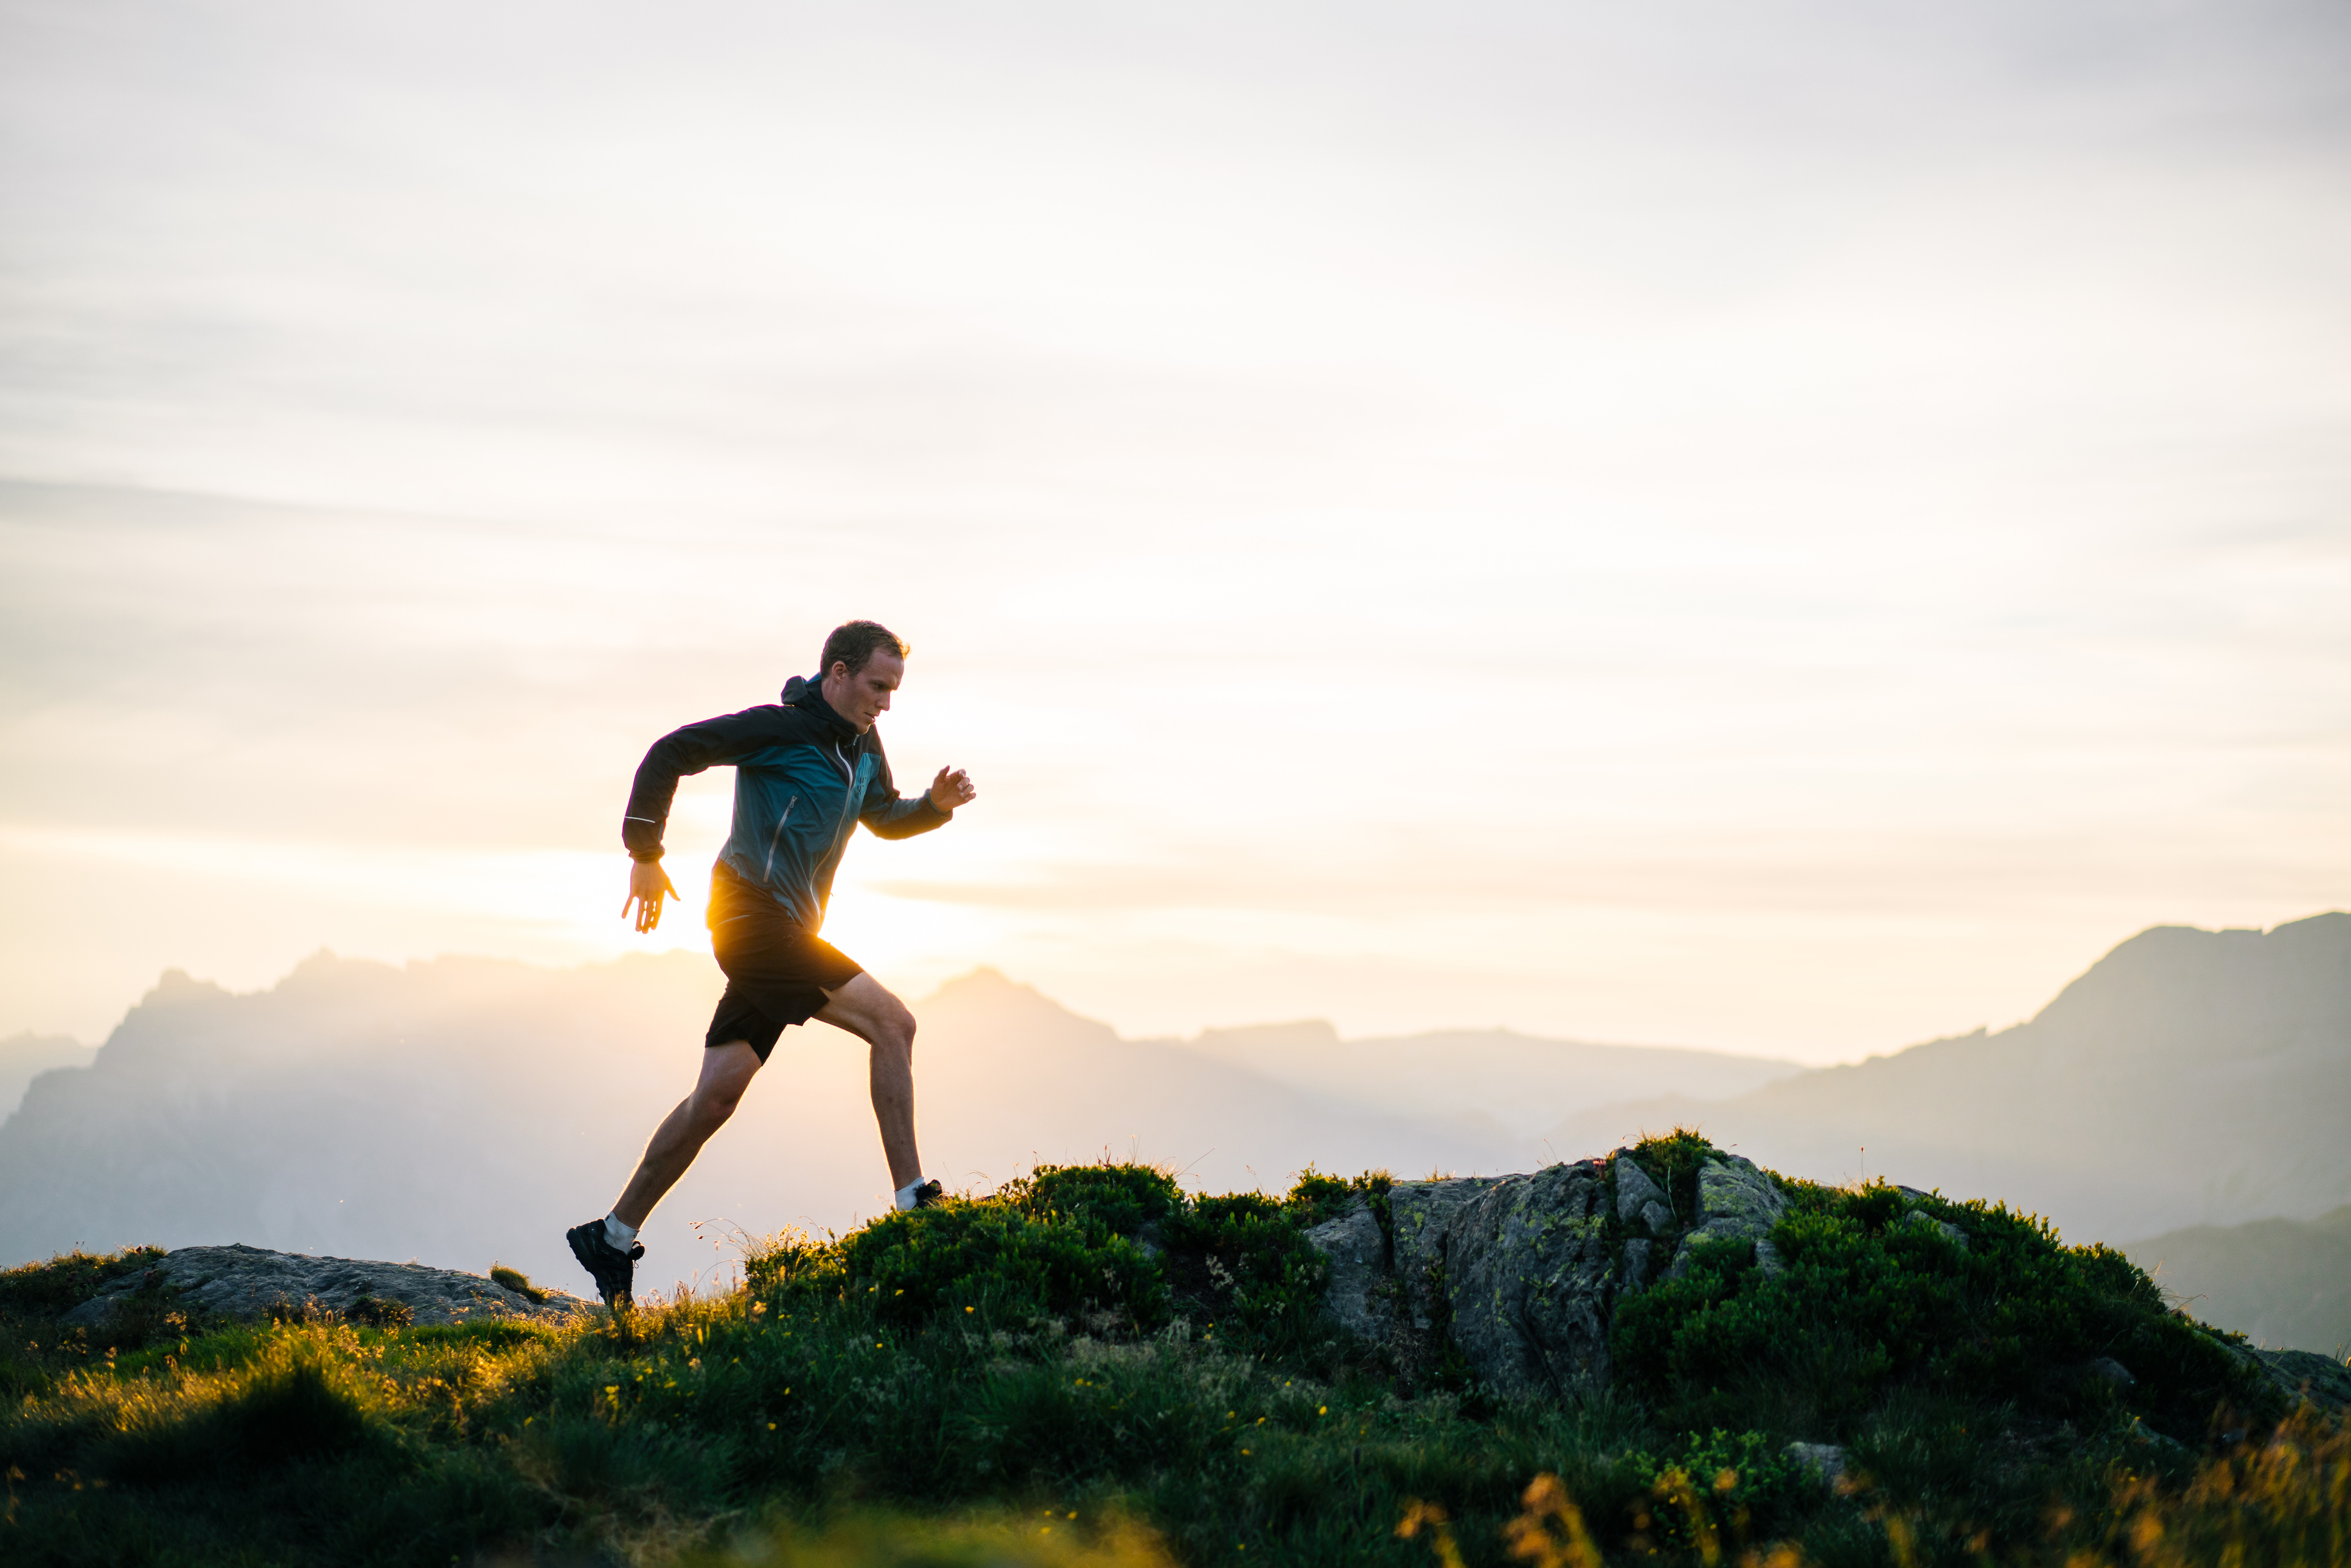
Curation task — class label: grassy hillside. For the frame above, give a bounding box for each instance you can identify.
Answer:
[2,1140,2344,1567]
[2125,1205,2351,1357]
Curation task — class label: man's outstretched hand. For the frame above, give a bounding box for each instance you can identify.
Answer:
[929,766,978,813]
[623,859,680,934]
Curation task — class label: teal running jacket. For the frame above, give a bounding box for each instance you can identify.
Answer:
[621,675,950,932]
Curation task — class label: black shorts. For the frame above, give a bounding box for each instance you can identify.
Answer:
[705,867,862,1062]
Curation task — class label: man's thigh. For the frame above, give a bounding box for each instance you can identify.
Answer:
[814,972,914,1046]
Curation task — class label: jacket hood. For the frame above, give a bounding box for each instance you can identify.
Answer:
[781,674,856,736]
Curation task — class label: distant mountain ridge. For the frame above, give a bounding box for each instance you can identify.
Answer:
[0,956,1544,1289]
[0,1032,96,1119]
[1164,1019,1800,1135]
[4,912,2344,1300]
[1544,913,2351,1245]
[2123,1206,2351,1356]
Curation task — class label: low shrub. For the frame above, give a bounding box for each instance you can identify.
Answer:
[1165,1193,1330,1346]
[1001,1163,1186,1236]
[1611,1176,2282,1441]
[822,1202,1171,1330]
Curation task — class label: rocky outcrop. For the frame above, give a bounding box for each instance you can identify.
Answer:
[1666,1153,1789,1280]
[61,1243,587,1329]
[1305,1146,1807,1399]
[1387,1176,1503,1328]
[1613,1157,1673,1233]
[1301,1203,1387,1340]
[1443,1160,1617,1398]
[2246,1348,2351,1412]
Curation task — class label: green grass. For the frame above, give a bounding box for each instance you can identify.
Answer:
[1,1146,2342,1567]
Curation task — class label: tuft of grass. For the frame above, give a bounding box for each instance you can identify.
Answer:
[1627,1127,1715,1227]
[489,1264,549,1303]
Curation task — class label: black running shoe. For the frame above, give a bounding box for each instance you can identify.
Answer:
[911,1179,945,1208]
[566,1219,643,1311]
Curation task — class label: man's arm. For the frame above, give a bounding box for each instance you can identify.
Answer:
[860,762,978,840]
[619,706,791,930]
[621,706,789,861]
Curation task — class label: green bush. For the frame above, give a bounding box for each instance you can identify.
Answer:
[1611,1177,2283,1440]
[822,1201,1171,1330]
[1164,1193,1329,1341]
[1002,1163,1186,1236]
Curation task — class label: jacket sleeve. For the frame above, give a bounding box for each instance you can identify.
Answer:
[858,742,952,841]
[621,706,790,861]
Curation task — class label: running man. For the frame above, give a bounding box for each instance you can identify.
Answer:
[567,619,976,1310]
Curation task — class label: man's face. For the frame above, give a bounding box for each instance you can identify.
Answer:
[823,650,904,733]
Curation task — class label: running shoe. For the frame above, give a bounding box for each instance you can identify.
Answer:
[566,1219,644,1311]
[913,1179,946,1208]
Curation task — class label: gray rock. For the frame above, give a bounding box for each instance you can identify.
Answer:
[1640,1200,1674,1233]
[1786,1441,1847,1488]
[1696,1155,1788,1236]
[1620,1238,1653,1295]
[1754,1238,1786,1277]
[1664,1154,1790,1280]
[1388,1176,1503,1328]
[60,1243,587,1329]
[2248,1348,2351,1411]
[1302,1202,1388,1340]
[1612,1152,1668,1227]
[2083,1356,2136,1391]
[1442,1160,1617,1399]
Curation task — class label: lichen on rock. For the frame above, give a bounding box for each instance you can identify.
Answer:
[1301,1202,1387,1340]
[1442,1160,1619,1399]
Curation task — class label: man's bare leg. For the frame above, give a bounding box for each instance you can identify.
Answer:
[814,972,923,1193]
[610,1039,764,1228]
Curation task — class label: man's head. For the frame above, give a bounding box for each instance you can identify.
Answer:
[817,619,908,733]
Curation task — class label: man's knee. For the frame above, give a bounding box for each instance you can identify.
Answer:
[859,983,916,1048]
[686,1071,747,1133]
[689,1078,750,1131]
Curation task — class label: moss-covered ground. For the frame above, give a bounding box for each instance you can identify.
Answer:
[2,1138,2344,1566]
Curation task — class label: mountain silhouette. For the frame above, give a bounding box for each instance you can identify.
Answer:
[0,957,1551,1292]
[1544,913,2351,1245]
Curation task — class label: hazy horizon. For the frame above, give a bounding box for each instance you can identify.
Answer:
[5,2,2348,1057]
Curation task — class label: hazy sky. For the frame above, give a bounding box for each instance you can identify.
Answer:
[4,1,2347,1060]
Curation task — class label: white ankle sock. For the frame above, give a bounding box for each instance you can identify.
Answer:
[603,1213,639,1248]
[893,1179,927,1211]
